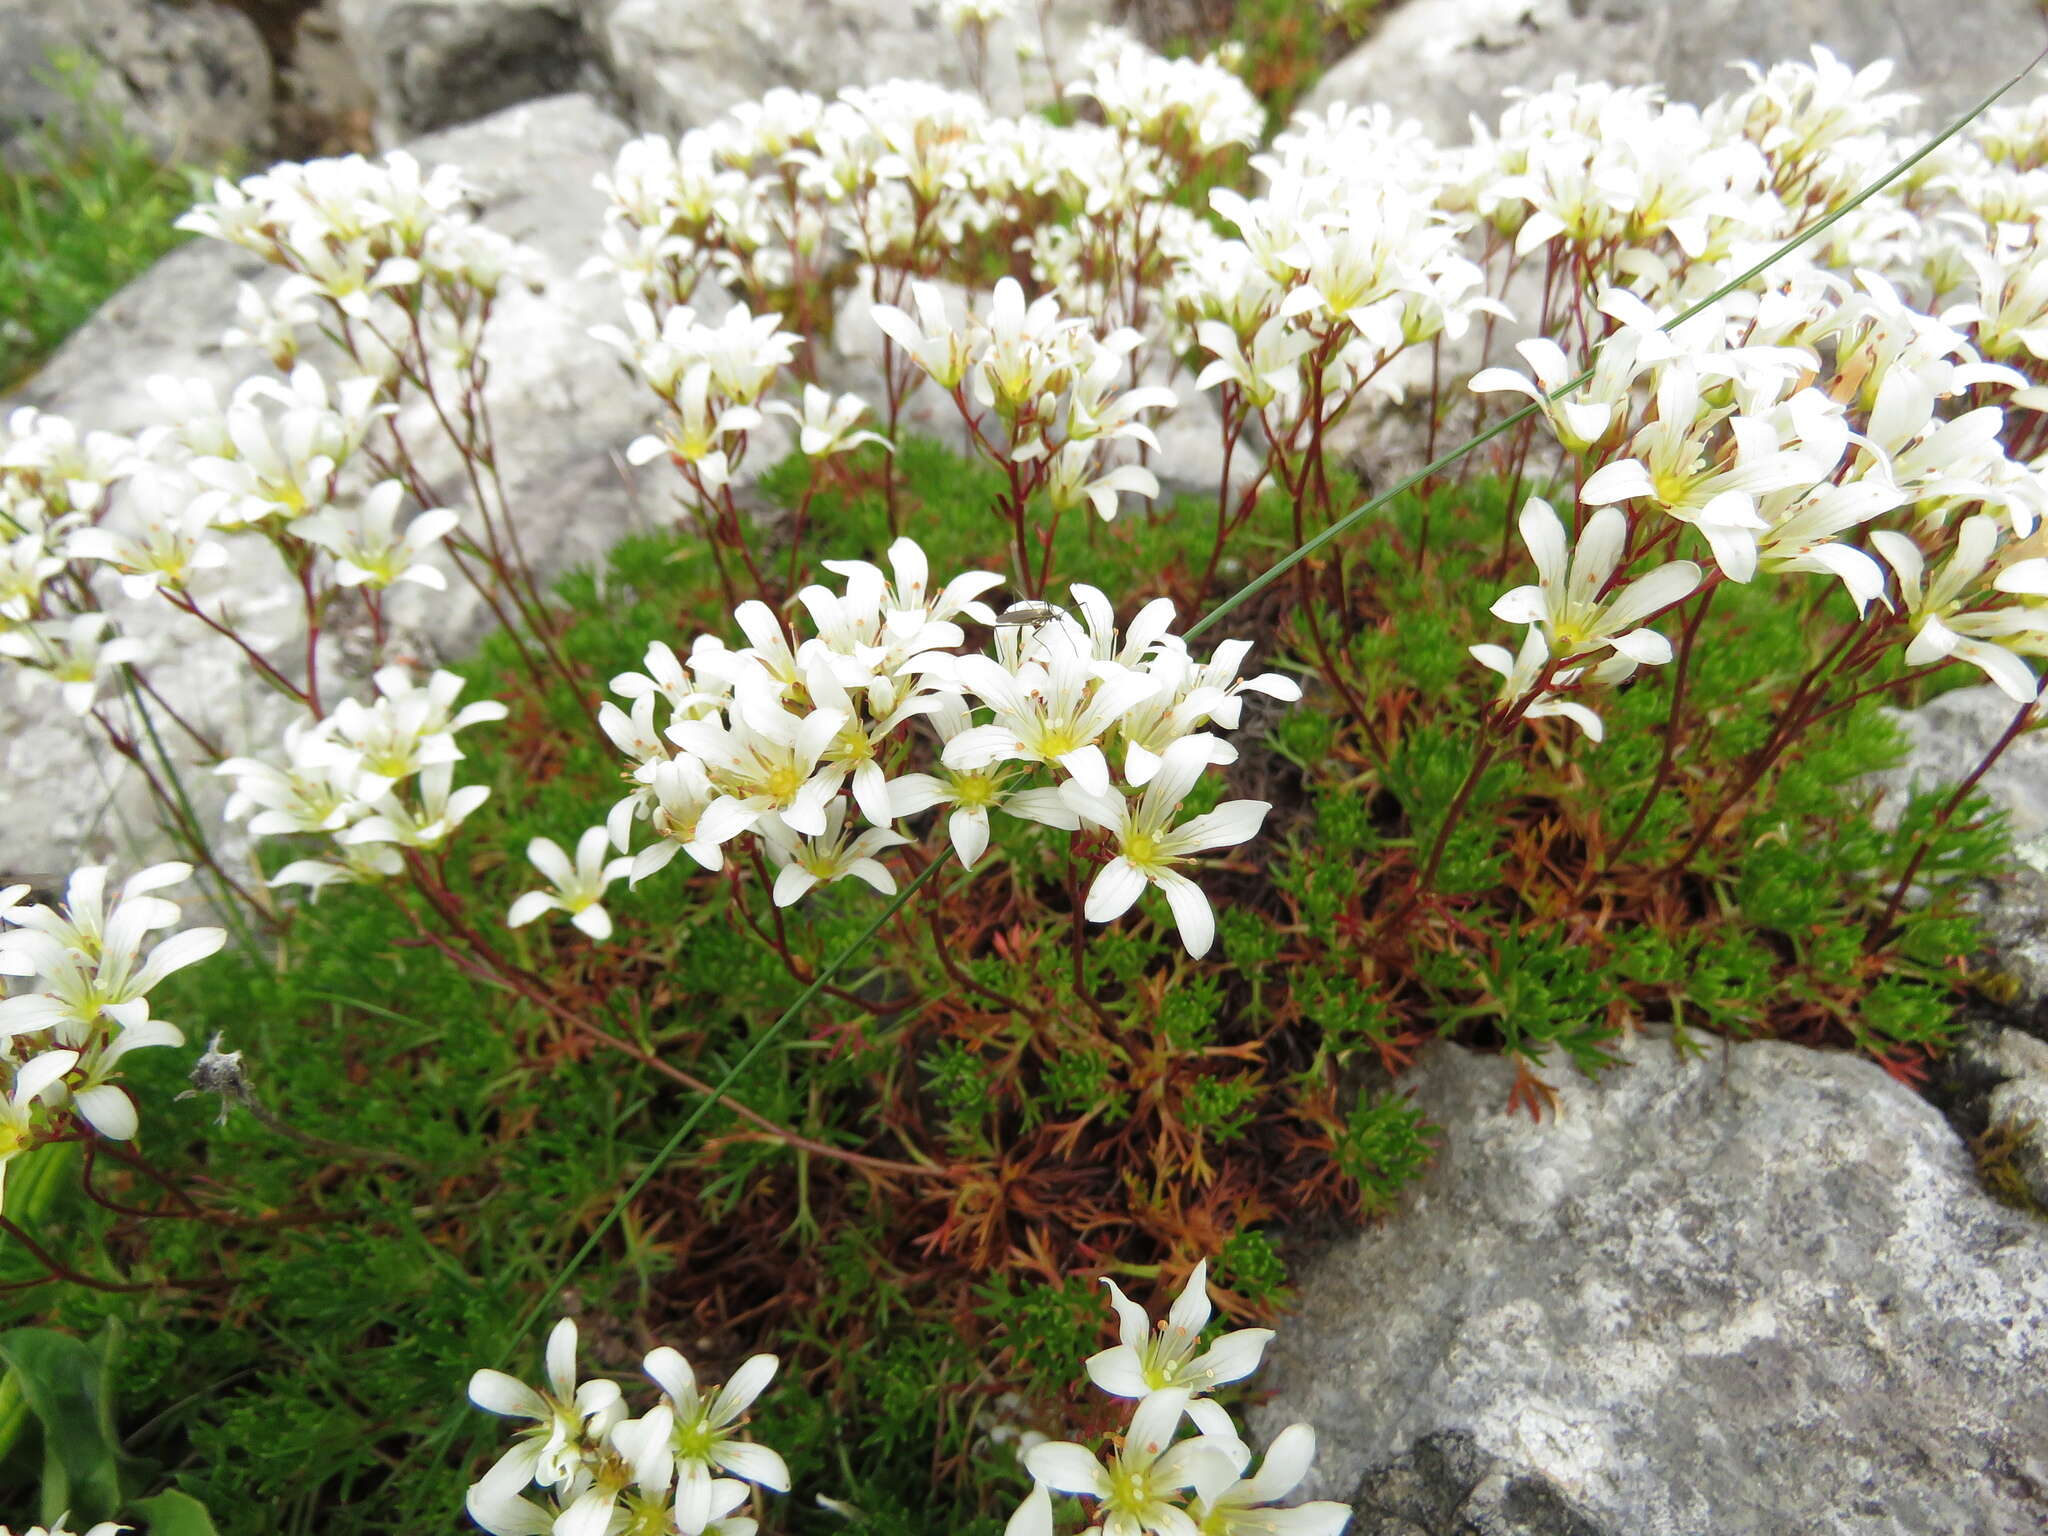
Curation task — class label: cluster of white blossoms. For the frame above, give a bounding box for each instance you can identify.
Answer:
[1007,1261,1351,1536]
[0,865,224,1206]
[0,1522,126,1536]
[216,666,506,891]
[584,27,1254,355]
[592,297,878,512]
[176,148,541,375]
[874,276,1179,527]
[1469,272,2048,737]
[1065,25,1263,158]
[465,1319,786,1536]
[570,537,1293,958]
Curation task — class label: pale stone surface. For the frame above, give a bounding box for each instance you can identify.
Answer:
[1257,1030,2048,1535]
[1988,1076,2048,1207]
[0,94,657,884]
[0,0,274,169]
[1863,686,2048,842]
[333,0,601,142]
[1303,0,2048,145]
[590,0,1119,134]
[1350,1430,1615,1536]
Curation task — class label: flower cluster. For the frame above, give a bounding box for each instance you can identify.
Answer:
[874,276,1179,529]
[584,27,1264,372]
[1007,1261,1352,1536]
[1471,268,2048,736]
[1066,26,1264,158]
[465,1319,785,1536]
[591,537,1292,956]
[216,666,506,891]
[0,865,224,1205]
[177,149,540,373]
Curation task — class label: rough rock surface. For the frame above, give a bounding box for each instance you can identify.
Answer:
[1350,1431,1616,1536]
[334,0,602,142]
[0,0,274,169]
[595,0,1120,134]
[334,0,1122,143]
[1304,0,2048,144]
[1945,1018,2048,1210]
[1864,686,2048,843]
[1858,685,2048,1015]
[1256,1030,2048,1535]
[0,94,657,884]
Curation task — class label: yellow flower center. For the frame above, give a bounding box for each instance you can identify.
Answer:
[951,772,999,810]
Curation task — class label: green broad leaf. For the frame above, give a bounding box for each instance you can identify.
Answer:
[129,1489,223,1536]
[0,1326,124,1522]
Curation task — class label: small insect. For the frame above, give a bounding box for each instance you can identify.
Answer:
[993,599,1072,629]
[991,598,1077,657]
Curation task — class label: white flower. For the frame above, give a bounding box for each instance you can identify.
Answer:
[890,697,1079,866]
[268,844,404,894]
[1045,443,1161,524]
[292,480,461,590]
[0,864,224,1039]
[638,1347,790,1502]
[62,468,230,599]
[1024,1388,1243,1536]
[1084,1259,1274,1438]
[0,613,147,715]
[759,799,909,907]
[1872,517,2048,702]
[946,647,1159,797]
[507,827,634,941]
[767,384,892,457]
[1186,1423,1353,1536]
[1059,737,1269,959]
[1468,627,1608,742]
[665,678,848,840]
[1490,498,1701,667]
[467,1318,625,1495]
[870,281,975,390]
[334,761,490,850]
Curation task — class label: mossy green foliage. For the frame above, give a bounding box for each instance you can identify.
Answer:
[3,444,2003,1533]
[0,54,210,390]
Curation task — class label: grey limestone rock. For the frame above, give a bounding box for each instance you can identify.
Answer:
[1351,1430,1616,1536]
[1863,685,2048,842]
[1987,1075,2048,1208]
[1256,1029,2048,1535]
[0,0,274,169]
[591,0,1119,135]
[333,0,600,142]
[1303,0,2048,145]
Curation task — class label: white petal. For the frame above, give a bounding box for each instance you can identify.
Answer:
[1517,497,1568,590]
[716,1438,790,1492]
[1024,1442,1111,1497]
[713,1354,779,1421]
[1580,459,1656,505]
[545,1318,579,1399]
[468,1368,550,1420]
[506,891,559,928]
[1156,870,1215,958]
[74,1083,139,1140]
[1084,1344,1151,1398]
[1085,858,1148,923]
